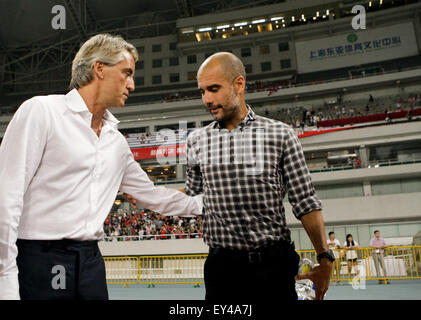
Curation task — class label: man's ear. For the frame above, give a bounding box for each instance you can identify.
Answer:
[93,61,105,80]
[233,75,245,94]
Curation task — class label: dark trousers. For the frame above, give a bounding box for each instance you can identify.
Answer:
[204,240,300,301]
[16,239,108,300]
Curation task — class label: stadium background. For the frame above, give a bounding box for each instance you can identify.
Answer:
[1,0,421,299]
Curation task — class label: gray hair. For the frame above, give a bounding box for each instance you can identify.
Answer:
[70,33,139,90]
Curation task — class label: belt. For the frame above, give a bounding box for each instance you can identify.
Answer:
[209,239,295,264]
[17,239,98,248]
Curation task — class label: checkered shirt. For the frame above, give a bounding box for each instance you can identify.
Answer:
[185,106,322,250]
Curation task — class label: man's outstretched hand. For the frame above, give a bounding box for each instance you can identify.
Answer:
[295,260,332,300]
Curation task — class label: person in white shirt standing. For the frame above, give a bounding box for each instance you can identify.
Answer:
[0,34,202,300]
[343,234,359,279]
[327,231,342,285]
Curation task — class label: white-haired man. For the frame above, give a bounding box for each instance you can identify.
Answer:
[0,34,202,300]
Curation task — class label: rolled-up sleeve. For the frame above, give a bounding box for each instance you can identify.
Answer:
[281,127,322,220]
[0,98,49,300]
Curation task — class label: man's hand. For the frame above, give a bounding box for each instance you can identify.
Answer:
[295,260,332,300]
[122,188,186,209]
[122,193,137,209]
[299,210,333,299]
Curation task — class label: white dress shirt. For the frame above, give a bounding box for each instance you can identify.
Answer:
[0,89,202,299]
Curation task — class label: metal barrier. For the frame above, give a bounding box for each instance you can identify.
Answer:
[104,246,421,286]
[299,246,421,284]
[105,256,138,286]
[104,254,207,286]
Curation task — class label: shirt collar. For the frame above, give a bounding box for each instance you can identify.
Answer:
[65,89,120,128]
[211,105,256,130]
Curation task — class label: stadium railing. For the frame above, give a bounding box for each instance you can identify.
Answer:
[103,245,421,286]
[103,233,202,241]
[367,158,421,168]
[316,107,421,128]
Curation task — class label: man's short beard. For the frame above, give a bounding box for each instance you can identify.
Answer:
[222,87,241,118]
[216,102,240,125]
[208,86,242,124]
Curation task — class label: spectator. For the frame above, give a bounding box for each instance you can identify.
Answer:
[103,208,203,241]
[190,217,197,227]
[138,228,144,240]
[352,157,362,169]
[408,108,413,121]
[409,96,415,107]
[370,230,390,284]
[178,226,185,239]
[327,231,342,285]
[160,226,167,240]
[343,234,360,278]
[385,109,392,123]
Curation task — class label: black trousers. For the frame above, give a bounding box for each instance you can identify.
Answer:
[204,239,300,302]
[16,239,108,300]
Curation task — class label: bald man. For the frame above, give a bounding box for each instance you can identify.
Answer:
[183,52,333,301]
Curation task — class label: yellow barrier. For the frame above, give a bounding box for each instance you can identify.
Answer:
[104,246,421,286]
[104,254,207,286]
[298,245,421,283]
[104,256,138,285]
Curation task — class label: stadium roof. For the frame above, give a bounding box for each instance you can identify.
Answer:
[0,0,285,48]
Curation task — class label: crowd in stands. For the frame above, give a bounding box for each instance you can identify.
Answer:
[103,207,203,241]
[1,59,419,117]
[160,61,413,106]
[164,91,201,102]
[262,92,421,130]
[122,91,421,150]
[162,78,297,103]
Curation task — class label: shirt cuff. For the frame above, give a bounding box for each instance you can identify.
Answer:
[0,273,20,300]
[193,194,203,216]
[293,195,323,220]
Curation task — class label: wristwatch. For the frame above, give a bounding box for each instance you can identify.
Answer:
[317,249,336,263]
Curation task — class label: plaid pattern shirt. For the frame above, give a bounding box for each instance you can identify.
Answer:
[185,106,322,250]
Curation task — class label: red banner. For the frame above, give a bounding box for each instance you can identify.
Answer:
[317,108,421,128]
[297,126,353,138]
[131,145,186,160]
